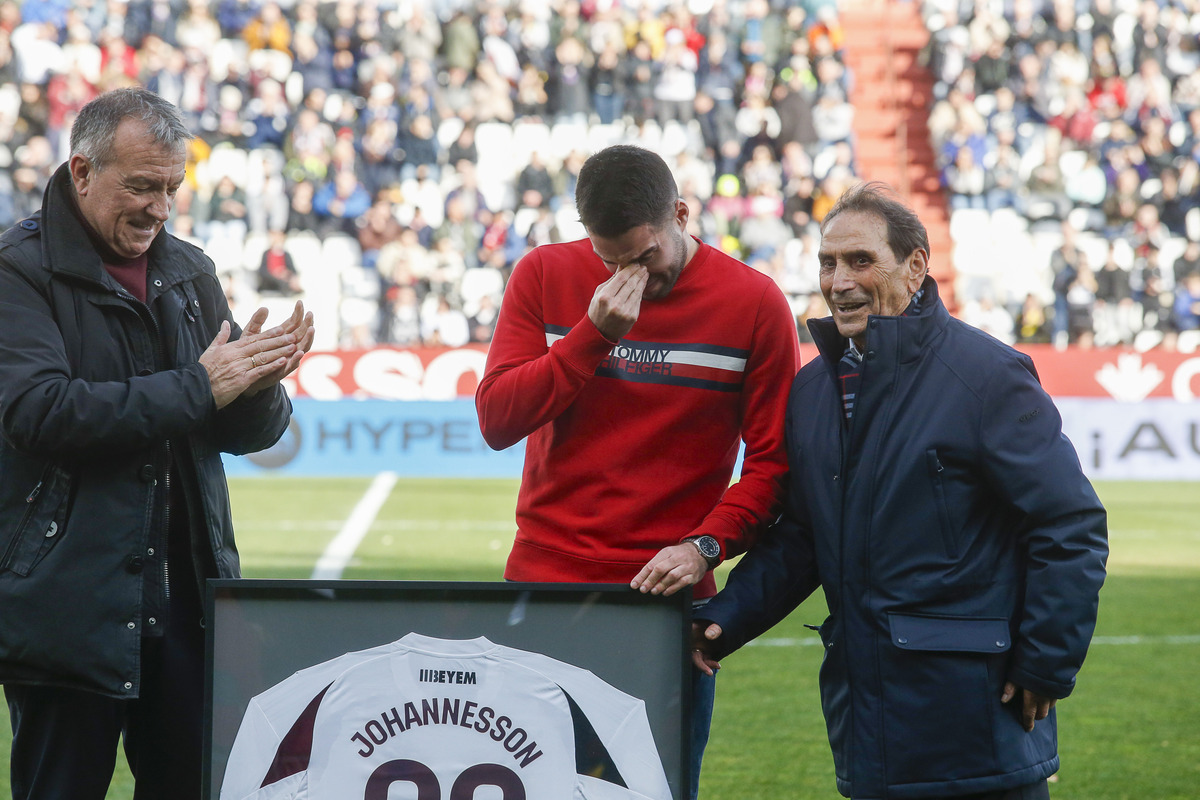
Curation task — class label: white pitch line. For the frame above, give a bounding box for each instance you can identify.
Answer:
[311,472,398,580]
[746,634,1200,648]
[1091,634,1200,645]
[246,519,516,532]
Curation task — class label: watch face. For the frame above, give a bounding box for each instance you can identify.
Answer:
[696,536,720,560]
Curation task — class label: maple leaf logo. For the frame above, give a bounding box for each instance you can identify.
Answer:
[1094,354,1164,402]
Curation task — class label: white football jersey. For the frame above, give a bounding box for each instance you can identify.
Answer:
[221,634,673,800]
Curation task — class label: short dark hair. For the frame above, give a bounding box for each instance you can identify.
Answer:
[70,87,192,172]
[821,181,930,265]
[575,145,679,238]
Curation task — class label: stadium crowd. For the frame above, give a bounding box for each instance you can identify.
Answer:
[2,0,1198,351]
[0,0,855,350]
[922,0,1200,351]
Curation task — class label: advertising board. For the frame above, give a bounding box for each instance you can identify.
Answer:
[223,345,1200,480]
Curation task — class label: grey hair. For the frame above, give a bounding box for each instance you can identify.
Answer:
[70,87,193,171]
[820,181,930,265]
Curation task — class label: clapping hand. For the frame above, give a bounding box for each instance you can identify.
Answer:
[200,301,315,409]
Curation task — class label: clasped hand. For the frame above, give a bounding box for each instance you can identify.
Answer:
[199,300,315,409]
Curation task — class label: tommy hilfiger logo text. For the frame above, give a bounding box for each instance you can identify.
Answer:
[545,325,749,392]
[419,669,478,684]
[602,344,674,377]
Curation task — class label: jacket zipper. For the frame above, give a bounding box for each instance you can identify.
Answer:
[129,282,173,609]
[927,449,959,559]
[2,477,48,568]
[162,440,172,603]
[167,290,199,603]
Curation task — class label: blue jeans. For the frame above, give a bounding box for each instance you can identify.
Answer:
[1052,294,1069,339]
[593,92,624,125]
[690,659,717,799]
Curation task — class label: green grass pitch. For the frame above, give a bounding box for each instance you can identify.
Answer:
[1,479,1197,799]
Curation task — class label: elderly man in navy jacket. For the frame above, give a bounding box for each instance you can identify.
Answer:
[694,182,1107,800]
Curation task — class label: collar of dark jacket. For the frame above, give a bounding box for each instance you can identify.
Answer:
[808,275,950,369]
[40,162,204,291]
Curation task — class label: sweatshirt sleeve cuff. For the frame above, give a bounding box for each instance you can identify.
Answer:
[680,519,742,561]
[552,316,619,375]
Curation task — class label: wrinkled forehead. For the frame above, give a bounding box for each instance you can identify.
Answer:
[819,211,890,259]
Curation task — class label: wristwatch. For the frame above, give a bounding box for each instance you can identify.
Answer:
[687,535,722,570]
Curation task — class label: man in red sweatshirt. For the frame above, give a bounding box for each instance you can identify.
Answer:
[476,144,800,798]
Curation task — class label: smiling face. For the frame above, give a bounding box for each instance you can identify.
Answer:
[818,210,928,347]
[70,117,186,260]
[588,200,697,300]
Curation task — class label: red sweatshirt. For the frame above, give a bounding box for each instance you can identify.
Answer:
[476,238,800,598]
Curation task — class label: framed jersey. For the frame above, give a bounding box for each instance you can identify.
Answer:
[205,581,690,800]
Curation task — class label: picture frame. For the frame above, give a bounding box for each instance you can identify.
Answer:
[205,580,691,799]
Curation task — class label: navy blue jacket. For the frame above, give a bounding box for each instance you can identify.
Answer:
[700,277,1107,799]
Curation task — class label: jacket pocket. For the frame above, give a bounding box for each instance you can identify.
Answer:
[880,613,1012,785]
[0,465,72,577]
[180,283,200,324]
[926,448,959,559]
[170,282,205,368]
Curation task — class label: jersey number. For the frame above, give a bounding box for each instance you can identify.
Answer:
[364,759,526,800]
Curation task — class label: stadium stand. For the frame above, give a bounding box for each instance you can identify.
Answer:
[1,0,1195,351]
[917,0,1200,351]
[0,0,862,349]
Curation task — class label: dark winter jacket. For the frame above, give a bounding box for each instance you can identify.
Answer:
[0,164,291,698]
[700,277,1107,799]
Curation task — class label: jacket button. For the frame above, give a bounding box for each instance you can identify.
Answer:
[996,641,1006,648]
[44,521,58,538]
[897,637,908,644]
[20,219,37,230]
[126,555,145,574]
[865,351,877,361]
[126,621,136,630]
[139,465,156,482]
[124,682,133,690]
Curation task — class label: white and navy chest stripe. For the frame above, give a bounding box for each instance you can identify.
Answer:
[546,324,748,392]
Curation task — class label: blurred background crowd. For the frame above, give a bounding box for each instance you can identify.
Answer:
[923,0,1200,351]
[0,0,1197,351]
